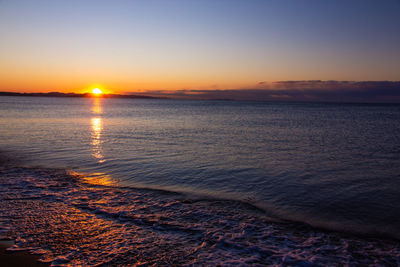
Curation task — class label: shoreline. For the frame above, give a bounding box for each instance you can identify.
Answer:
[0,166,399,265]
[0,241,49,267]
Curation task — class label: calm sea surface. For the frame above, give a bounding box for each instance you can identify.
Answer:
[0,96,400,264]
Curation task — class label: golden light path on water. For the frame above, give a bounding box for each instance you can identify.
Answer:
[91,98,105,163]
[86,97,117,186]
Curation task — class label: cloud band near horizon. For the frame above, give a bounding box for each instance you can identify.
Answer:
[134,81,400,103]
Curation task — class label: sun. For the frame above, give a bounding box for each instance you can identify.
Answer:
[92,88,103,95]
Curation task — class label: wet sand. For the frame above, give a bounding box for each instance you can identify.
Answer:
[0,242,49,267]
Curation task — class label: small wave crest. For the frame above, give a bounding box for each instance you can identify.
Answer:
[72,168,400,242]
[0,166,399,266]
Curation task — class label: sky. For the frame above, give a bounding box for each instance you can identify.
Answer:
[0,0,399,99]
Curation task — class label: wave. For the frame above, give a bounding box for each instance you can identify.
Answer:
[0,164,399,266]
[71,170,400,242]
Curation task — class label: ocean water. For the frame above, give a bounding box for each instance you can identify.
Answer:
[0,96,399,265]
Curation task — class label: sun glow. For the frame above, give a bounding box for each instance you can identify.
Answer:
[92,88,103,95]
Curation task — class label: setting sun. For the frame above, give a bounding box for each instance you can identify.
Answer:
[92,88,103,95]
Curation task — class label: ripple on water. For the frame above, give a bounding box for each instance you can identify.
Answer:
[0,167,399,266]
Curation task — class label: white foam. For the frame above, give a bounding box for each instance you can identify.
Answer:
[0,167,399,266]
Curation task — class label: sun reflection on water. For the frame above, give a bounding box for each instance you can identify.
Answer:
[69,171,116,186]
[92,98,102,114]
[91,99,105,163]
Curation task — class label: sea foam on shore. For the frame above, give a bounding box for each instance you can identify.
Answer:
[0,166,399,266]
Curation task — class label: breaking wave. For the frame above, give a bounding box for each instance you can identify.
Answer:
[1,166,399,266]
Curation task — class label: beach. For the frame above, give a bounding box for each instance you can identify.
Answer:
[1,0,400,265]
[0,241,49,267]
[1,165,399,265]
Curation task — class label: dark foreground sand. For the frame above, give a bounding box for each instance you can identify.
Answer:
[0,242,49,267]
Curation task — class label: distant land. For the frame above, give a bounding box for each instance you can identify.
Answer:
[2,80,400,103]
[0,91,161,99]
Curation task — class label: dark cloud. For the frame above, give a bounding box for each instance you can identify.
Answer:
[131,81,400,103]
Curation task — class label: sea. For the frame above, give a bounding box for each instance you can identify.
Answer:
[0,96,399,265]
